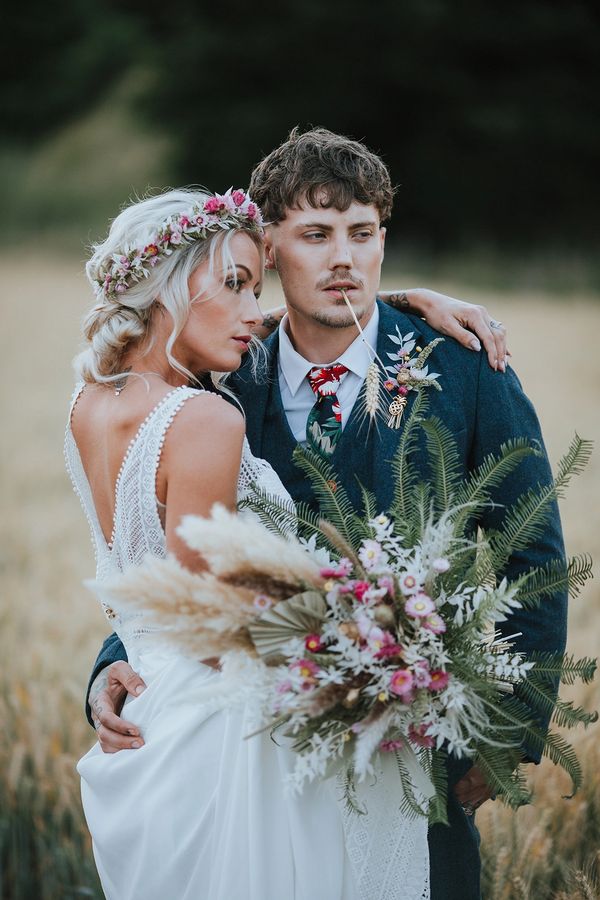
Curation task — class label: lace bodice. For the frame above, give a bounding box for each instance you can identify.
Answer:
[64,382,294,647]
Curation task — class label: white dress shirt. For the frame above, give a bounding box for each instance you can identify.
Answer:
[278,306,380,443]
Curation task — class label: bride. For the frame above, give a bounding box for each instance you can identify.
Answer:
[66,187,503,899]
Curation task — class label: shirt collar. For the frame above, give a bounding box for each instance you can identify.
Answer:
[278,304,380,397]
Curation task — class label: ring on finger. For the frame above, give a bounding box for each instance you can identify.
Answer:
[461,802,476,816]
[489,319,503,330]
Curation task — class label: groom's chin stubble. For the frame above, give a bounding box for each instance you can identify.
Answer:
[311,304,371,329]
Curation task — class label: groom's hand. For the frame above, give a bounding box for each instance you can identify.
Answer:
[90,662,147,753]
[453,764,496,814]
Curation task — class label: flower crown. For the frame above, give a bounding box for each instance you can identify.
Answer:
[94,189,264,300]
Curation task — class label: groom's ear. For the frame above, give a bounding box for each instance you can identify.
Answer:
[263,232,276,270]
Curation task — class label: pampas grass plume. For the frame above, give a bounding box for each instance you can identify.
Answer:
[177,504,323,587]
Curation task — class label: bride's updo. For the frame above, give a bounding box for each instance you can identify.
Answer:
[76,188,263,385]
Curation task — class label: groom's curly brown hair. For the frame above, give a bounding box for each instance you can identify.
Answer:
[249,127,395,224]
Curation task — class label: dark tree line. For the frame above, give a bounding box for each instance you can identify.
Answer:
[4,0,599,250]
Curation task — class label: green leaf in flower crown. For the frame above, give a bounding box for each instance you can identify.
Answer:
[248,591,327,660]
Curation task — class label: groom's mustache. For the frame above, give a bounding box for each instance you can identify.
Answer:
[317,273,364,291]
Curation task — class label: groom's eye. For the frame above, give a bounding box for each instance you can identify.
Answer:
[304,231,327,241]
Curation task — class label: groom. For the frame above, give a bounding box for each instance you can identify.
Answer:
[85,128,567,899]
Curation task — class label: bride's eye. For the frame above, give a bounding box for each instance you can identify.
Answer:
[225,276,244,293]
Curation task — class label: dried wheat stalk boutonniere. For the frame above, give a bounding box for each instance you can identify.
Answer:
[339,290,444,430]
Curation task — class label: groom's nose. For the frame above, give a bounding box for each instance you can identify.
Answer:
[328,235,353,269]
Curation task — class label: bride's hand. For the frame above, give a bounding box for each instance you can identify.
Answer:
[89,661,147,753]
[379,289,509,372]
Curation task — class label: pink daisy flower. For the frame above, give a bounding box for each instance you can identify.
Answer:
[422,613,446,635]
[389,668,414,696]
[429,670,449,692]
[405,594,435,618]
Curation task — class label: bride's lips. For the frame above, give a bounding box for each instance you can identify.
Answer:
[232,335,252,351]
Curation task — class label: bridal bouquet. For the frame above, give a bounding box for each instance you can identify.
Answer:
[97,394,596,823]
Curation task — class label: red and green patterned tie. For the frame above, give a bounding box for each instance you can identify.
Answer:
[306,363,349,457]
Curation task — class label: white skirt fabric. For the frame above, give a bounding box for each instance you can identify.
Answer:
[78,649,429,900]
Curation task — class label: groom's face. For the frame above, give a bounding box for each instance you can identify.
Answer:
[264,198,386,329]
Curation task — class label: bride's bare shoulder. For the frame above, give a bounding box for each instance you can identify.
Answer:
[161,390,245,470]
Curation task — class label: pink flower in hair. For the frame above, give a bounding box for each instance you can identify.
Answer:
[204,196,225,214]
[231,189,246,207]
[115,283,127,293]
[245,202,258,220]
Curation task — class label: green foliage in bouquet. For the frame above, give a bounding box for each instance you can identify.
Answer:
[241,391,596,824]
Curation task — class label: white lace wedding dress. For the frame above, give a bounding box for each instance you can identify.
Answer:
[65,383,430,900]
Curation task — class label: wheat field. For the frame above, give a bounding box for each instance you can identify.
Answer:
[1,254,599,899]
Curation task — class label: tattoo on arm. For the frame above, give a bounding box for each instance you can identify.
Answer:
[387,292,412,311]
[261,312,281,333]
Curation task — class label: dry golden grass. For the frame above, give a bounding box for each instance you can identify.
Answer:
[0,255,598,898]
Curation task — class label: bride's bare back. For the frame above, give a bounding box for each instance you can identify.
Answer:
[70,379,244,572]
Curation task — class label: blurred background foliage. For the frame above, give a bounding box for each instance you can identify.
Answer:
[1,0,599,282]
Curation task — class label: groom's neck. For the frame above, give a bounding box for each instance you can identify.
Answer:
[284,304,377,364]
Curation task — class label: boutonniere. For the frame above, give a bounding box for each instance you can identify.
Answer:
[340,291,444,428]
[383,326,443,428]
[339,291,444,432]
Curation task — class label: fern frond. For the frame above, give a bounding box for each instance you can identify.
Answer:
[340,764,368,817]
[554,433,593,495]
[516,554,593,608]
[421,416,462,513]
[539,730,583,795]
[424,749,448,826]
[358,482,379,522]
[487,483,557,574]
[452,439,539,537]
[389,390,429,525]
[526,651,597,686]
[551,699,598,730]
[516,672,597,728]
[393,752,430,820]
[475,745,530,810]
[239,484,301,538]
[292,447,364,548]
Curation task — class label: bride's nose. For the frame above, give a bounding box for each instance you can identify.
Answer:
[241,289,264,328]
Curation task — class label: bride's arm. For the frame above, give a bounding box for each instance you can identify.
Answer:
[253,289,508,372]
[161,393,244,572]
[379,289,508,372]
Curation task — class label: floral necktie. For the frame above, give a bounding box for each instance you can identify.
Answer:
[306,363,349,457]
